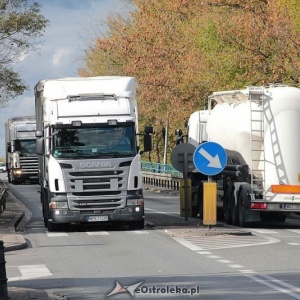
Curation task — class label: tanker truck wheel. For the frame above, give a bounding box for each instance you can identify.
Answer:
[224,184,233,225]
[238,192,247,227]
[230,193,238,226]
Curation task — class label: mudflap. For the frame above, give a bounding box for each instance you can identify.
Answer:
[245,209,260,223]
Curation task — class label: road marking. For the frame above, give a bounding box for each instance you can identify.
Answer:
[228,264,244,269]
[126,231,149,234]
[246,274,300,299]
[173,234,280,250]
[46,233,68,237]
[217,259,233,264]
[288,229,300,234]
[251,229,280,234]
[239,270,257,274]
[9,264,52,282]
[288,242,300,246]
[86,232,109,235]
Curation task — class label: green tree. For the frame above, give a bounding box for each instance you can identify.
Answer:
[79,0,300,162]
[0,0,49,106]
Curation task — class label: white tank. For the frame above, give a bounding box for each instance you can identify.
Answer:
[205,86,300,189]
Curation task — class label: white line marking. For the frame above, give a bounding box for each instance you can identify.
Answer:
[9,265,52,282]
[246,274,300,299]
[251,229,279,234]
[207,255,221,259]
[86,232,109,235]
[217,260,233,264]
[288,243,300,246]
[261,274,300,293]
[46,233,69,237]
[239,270,257,274]
[288,229,300,234]
[197,251,212,255]
[228,264,244,269]
[126,231,149,234]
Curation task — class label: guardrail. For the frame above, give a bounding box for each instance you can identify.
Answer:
[142,171,181,190]
[141,161,182,190]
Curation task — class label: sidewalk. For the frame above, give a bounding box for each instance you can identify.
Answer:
[0,185,64,300]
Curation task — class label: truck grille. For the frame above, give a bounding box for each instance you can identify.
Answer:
[60,161,131,211]
[19,156,39,175]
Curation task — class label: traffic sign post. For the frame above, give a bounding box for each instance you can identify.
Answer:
[171,143,196,221]
[193,142,227,226]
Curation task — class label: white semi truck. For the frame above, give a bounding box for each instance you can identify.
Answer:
[185,85,300,226]
[34,76,152,231]
[5,116,39,184]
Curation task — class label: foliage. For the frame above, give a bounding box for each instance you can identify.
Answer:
[0,0,49,107]
[79,0,300,162]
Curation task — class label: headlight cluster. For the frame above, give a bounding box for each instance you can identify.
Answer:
[49,201,68,209]
[13,169,23,175]
[127,198,144,206]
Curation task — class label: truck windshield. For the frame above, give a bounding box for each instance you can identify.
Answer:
[53,125,137,158]
[15,139,36,155]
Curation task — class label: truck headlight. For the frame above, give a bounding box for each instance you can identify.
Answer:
[13,169,22,175]
[127,198,144,206]
[49,201,68,209]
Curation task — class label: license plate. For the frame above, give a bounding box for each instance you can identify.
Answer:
[284,204,300,210]
[87,215,108,222]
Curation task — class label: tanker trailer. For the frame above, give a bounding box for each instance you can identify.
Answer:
[186,85,300,226]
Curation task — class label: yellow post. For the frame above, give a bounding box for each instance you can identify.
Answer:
[180,179,192,218]
[203,182,217,225]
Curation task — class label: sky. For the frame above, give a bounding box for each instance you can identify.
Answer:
[0,0,134,158]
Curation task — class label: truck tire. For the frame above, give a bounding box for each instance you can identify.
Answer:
[238,192,247,227]
[230,190,238,226]
[129,219,144,230]
[224,184,233,225]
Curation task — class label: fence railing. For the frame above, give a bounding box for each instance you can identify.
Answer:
[141,161,182,191]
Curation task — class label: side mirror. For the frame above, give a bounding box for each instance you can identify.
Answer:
[36,138,44,155]
[143,134,152,152]
[144,126,153,134]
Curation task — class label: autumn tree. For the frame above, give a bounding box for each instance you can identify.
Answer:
[79,0,300,163]
[0,0,49,107]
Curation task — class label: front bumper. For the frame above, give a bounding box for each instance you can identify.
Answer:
[49,206,144,224]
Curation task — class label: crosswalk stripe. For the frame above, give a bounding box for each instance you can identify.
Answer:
[9,264,52,282]
[46,233,69,237]
[86,232,109,235]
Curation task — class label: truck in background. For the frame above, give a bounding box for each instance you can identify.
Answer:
[5,116,39,184]
[182,85,300,226]
[34,76,152,231]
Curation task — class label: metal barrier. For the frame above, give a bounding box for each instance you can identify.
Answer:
[142,171,181,190]
[141,161,182,191]
[141,161,182,178]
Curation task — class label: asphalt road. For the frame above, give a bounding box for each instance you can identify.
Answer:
[2,172,300,300]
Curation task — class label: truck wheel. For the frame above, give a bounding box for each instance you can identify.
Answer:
[129,219,144,230]
[238,194,247,227]
[224,187,232,225]
[230,193,238,226]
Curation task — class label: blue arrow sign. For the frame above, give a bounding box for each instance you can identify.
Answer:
[193,142,227,176]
